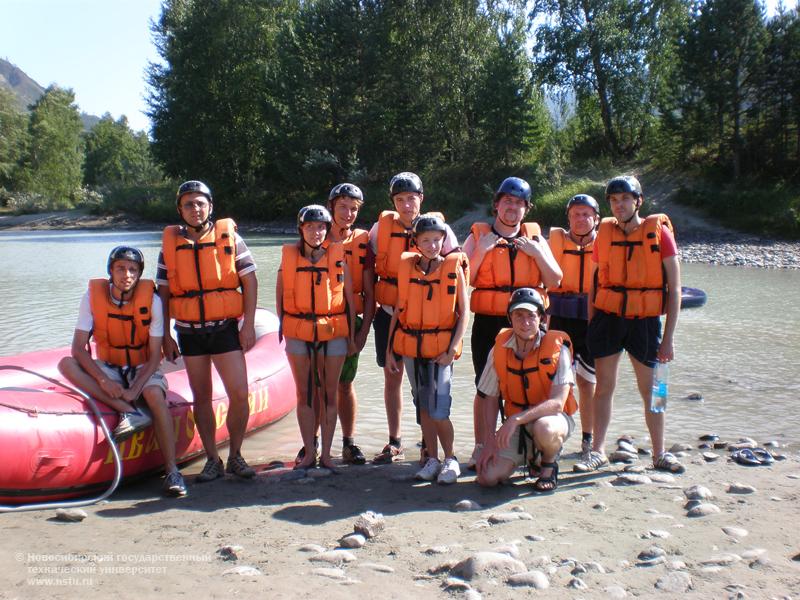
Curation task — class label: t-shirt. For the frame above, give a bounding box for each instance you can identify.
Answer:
[476,330,574,398]
[75,284,164,337]
[591,224,677,262]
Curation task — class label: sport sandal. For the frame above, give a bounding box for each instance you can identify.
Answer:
[196,457,224,483]
[653,451,686,474]
[573,451,609,473]
[533,461,559,492]
[372,443,405,464]
[226,454,256,479]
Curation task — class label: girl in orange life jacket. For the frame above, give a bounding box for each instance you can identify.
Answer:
[277,205,356,471]
[547,194,600,464]
[158,180,259,483]
[474,288,576,492]
[57,246,186,497]
[577,175,684,475]
[462,177,563,470]
[368,172,460,465]
[385,215,469,484]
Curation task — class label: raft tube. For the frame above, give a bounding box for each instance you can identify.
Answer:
[680,286,707,310]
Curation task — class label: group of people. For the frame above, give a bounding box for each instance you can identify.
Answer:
[58,170,684,499]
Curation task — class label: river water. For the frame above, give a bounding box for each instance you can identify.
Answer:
[1,229,798,463]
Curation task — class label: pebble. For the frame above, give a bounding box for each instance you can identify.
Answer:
[593,502,608,511]
[584,561,606,574]
[787,473,800,480]
[452,499,482,512]
[312,567,346,580]
[723,527,749,538]
[793,552,800,562]
[487,512,533,524]
[529,555,551,568]
[740,548,767,560]
[339,533,366,549]
[713,441,729,449]
[222,565,262,576]
[638,557,668,568]
[655,571,693,592]
[685,392,703,401]
[729,440,757,451]
[54,508,88,522]
[525,534,545,542]
[358,562,395,573]
[450,552,527,580]
[762,440,780,448]
[298,544,326,553]
[684,484,714,500]
[669,443,693,453]
[668,560,687,570]
[728,483,757,494]
[613,473,652,486]
[605,585,628,598]
[571,564,587,575]
[638,546,666,561]
[470,520,491,529]
[354,511,385,538]
[684,499,702,510]
[217,545,243,561]
[429,560,459,575]
[568,577,588,589]
[618,440,638,453]
[647,530,671,539]
[610,450,639,463]
[506,570,549,589]
[464,590,482,600]
[493,544,520,559]
[623,464,645,473]
[703,452,721,462]
[700,554,741,566]
[443,577,472,592]
[648,472,676,484]
[699,433,719,442]
[687,503,721,517]
[698,442,711,449]
[425,545,451,555]
[310,550,357,564]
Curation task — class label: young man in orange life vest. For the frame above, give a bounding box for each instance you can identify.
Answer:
[385,215,469,484]
[575,176,684,474]
[58,246,187,497]
[278,205,356,471]
[157,181,259,483]
[462,177,563,469]
[547,194,601,464]
[475,288,577,492]
[369,172,459,464]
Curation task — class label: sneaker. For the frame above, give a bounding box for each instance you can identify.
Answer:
[112,408,152,442]
[437,457,461,484]
[580,438,592,464]
[163,470,187,497]
[372,443,405,464]
[226,454,256,479]
[415,457,442,481]
[196,457,224,483]
[573,450,609,473]
[342,443,366,465]
[466,444,483,470]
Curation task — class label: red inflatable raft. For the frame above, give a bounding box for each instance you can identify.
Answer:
[0,309,294,504]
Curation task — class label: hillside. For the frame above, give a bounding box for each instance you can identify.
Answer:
[0,57,101,130]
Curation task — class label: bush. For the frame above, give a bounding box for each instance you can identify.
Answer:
[93,182,178,222]
[533,178,607,230]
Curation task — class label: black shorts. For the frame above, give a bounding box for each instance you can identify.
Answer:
[549,315,594,370]
[177,319,242,357]
[471,313,509,386]
[586,310,661,368]
[372,308,400,368]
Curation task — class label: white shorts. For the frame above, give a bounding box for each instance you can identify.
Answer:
[97,361,168,395]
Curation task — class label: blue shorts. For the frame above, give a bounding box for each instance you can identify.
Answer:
[402,357,453,420]
[586,310,661,368]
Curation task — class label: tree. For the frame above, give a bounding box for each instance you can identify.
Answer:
[84,114,160,187]
[17,85,83,206]
[0,86,29,189]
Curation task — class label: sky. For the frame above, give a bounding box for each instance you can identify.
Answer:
[0,0,791,136]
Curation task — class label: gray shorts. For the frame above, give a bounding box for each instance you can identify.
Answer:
[284,336,349,356]
[97,361,168,394]
[498,412,575,465]
[403,357,453,420]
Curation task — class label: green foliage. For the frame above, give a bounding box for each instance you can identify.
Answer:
[533,178,608,229]
[84,114,161,187]
[16,85,84,208]
[0,87,29,189]
[92,181,179,222]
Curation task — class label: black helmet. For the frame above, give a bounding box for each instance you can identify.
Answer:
[298,204,332,230]
[413,214,447,237]
[107,246,144,276]
[507,287,545,319]
[328,183,364,211]
[605,176,642,199]
[389,172,423,197]
[495,177,532,204]
[566,194,600,216]
[176,180,213,205]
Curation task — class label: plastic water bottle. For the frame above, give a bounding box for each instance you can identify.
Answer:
[650,362,668,413]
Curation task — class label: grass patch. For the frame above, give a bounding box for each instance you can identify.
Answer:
[533,178,608,229]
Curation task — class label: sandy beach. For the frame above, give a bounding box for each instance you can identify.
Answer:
[3,437,799,599]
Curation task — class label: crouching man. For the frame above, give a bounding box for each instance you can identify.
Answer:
[476,288,578,492]
[58,246,186,497]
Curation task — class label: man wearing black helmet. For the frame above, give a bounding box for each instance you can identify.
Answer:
[369,172,459,464]
[463,177,563,470]
[59,246,186,497]
[157,180,259,483]
[475,288,577,492]
[575,175,683,474]
[547,194,601,464]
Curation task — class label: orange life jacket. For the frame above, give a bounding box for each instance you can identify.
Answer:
[547,227,595,319]
[375,210,446,307]
[342,228,369,315]
[89,278,154,368]
[161,219,243,325]
[280,241,349,342]
[494,328,578,418]
[594,214,673,318]
[470,222,547,315]
[393,251,468,359]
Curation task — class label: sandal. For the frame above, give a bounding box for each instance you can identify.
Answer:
[732,448,761,466]
[372,443,405,464]
[751,448,774,465]
[653,451,686,473]
[533,461,558,492]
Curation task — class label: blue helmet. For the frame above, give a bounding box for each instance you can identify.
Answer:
[494,177,532,204]
[605,176,642,199]
[328,183,364,205]
[567,194,600,215]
